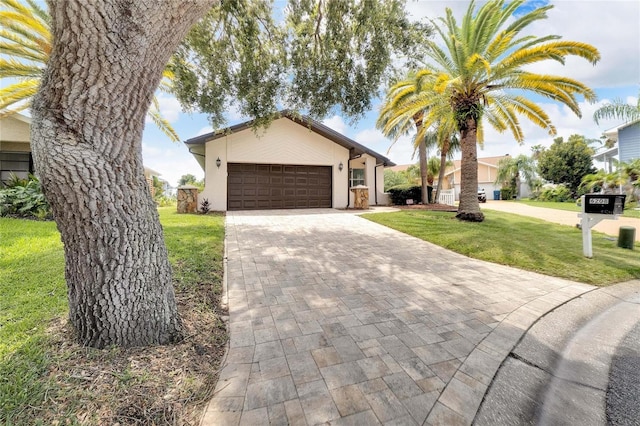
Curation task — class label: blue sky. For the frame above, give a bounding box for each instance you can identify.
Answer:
[136,1,638,185]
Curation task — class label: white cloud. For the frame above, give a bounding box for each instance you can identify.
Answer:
[197,126,214,136]
[142,143,204,187]
[322,115,348,134]
[145,93,183,125]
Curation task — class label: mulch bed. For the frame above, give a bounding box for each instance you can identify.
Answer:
[33,285,227,425]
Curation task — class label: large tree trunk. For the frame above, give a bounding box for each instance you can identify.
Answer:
[457,117,484,222]
[31,0,215,348]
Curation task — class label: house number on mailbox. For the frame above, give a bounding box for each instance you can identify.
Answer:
[589,198,608,204]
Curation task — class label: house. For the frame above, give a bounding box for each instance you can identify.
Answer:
[184,112,396,211]
[0,111,161,193]
[0,113,34,184]
[441,155,529,200]
[594,119,640,170]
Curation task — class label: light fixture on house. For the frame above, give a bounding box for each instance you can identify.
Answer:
[338,161,343,172]
[216,157,221,168]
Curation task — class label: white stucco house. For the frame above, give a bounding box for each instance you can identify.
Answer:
[184,111,396,211]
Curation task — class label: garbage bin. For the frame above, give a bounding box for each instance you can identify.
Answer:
[493,190,501,201]
[618,226,635,250]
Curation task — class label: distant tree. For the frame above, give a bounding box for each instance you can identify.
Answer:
[537,135,596,196]
[178,174,199,186]
[495,155,537,199]
[384,169,409,191]
[152,175,165,198]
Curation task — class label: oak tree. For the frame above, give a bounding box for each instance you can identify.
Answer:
[31,0,428,348]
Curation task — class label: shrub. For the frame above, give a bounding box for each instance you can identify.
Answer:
[155,195,176,207]
[0,176,52,220]
[387,184,432,205]
[500,187,515,200]
[537,184,573,202]
[200,198,211,213]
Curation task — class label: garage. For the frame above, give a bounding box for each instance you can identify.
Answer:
[227,163,332,210]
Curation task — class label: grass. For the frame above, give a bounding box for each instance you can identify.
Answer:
[364,210,640,286]
[0,207,226,424]
[517,199,640,218]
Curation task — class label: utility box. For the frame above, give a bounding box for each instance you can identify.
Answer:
[584,194,626,215]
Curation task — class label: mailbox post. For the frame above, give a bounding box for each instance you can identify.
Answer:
[579,194,626,257]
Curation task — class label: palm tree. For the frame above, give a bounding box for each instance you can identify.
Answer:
[494,154,536,199]
[0,0,179,141]
[396,0,599,221]
[377,71,434,204]
[424,129,458,203]
[378,70,460,204]
[593,89,640,125]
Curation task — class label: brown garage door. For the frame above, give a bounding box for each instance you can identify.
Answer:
[227,163,332,210]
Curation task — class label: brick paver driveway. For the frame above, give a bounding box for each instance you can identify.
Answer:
[202,209,593,425]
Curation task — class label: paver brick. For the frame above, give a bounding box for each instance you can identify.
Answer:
[203,210,594,426]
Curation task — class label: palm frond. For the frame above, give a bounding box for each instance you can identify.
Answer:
[0,79,38,110]
[147,105,181,143]
[0,57,42,78]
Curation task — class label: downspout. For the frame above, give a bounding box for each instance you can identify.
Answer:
[374,165,378,205]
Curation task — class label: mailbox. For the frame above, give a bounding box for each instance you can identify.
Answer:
[584,194,626,215]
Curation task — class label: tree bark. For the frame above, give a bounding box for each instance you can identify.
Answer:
[456,117,484,221]
[31,0,215,348]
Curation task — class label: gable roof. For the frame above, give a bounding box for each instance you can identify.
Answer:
[604,119,640,142]
[184,111,395,167]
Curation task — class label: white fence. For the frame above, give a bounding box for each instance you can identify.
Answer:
[438,189,455,206]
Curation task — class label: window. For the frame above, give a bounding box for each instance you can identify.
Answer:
[349,168,365,187]
[0,152,31,185]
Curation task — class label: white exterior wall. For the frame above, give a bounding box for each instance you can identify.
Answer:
[0,115,31,145]
[347,154,389,207]
[200,119,350,211]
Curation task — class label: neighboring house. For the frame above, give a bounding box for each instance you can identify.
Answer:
[594,119,640,170]
[184,111,395,211]
[441,155,530,200]
[0,113,34,185]
[144,167,161,198]
[0,111,160,194]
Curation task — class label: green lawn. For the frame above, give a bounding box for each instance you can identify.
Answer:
[364,210,640,286]
[517,199,640,218]
[0,208,225,423]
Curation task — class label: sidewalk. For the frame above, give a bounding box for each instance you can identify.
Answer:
[482,200,640,241]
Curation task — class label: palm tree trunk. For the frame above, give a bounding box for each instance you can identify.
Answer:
[30,0,214,348]
[434,137,451,204]
[457,117,484,221]
[412,112,428,204]
[418,139,428,204]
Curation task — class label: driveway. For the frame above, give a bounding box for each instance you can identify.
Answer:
[202,209,592,425]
